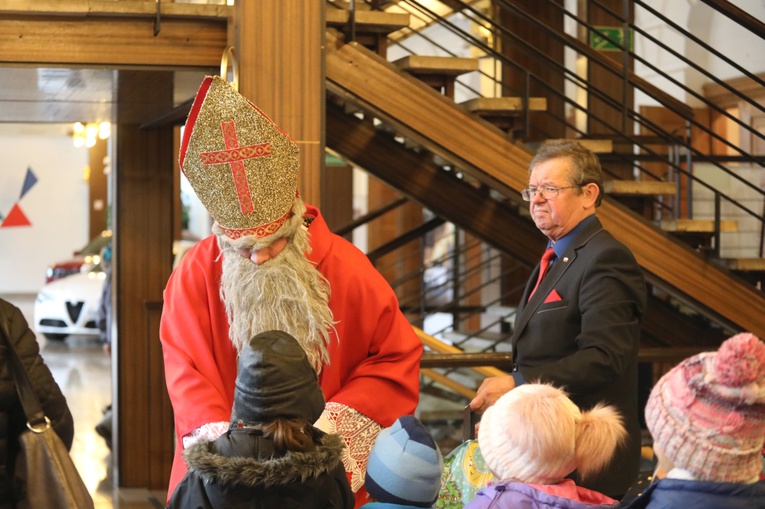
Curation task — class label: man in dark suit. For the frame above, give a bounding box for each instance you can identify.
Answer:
[470,140,647,499]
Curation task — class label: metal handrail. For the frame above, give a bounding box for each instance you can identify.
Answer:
[334,196,408,237]
[583,0,765,139]
[392,0,764,230]
[639,0,765,89]
[373,0,765,255]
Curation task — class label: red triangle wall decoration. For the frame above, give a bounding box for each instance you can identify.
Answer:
[1,203,32,227]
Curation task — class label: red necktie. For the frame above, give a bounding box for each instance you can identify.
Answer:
[528,247,556,301]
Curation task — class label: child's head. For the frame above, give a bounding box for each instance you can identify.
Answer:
[231,330,325,425]
[478,383,626,484]
[646,332,765,483]
[365,415,443,507]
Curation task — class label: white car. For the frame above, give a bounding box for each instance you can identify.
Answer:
[34,268,106,341]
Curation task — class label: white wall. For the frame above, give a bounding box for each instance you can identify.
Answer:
[180,172,213,241]
[689,0,765,85]
[0,129,89,294]
[634,0,765,108]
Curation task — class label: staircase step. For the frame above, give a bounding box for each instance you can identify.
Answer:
[327,1,373,11]
[326,8,410,34]
[392,55,479,99]
[660,219,739,233]
[461,96,547,116]
[604,180,677,196]
[392,55,479,76]
[725,258,765,271]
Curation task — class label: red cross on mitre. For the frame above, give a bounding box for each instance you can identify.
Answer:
[199,121,272,215]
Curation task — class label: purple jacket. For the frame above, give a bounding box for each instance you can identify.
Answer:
[466,480,619,509]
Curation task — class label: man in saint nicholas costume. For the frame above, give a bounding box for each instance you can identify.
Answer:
[159,76,422,508]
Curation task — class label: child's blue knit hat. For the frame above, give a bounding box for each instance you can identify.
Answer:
[365,415,443,507]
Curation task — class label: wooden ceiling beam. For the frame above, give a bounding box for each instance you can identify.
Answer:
[0,5,227,68]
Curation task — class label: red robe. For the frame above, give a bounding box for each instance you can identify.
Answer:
[159,205,422,506]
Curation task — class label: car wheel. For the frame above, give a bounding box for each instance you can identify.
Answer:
[43,333,68,341]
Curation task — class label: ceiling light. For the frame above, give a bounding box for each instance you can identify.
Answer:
[72,121,111,148]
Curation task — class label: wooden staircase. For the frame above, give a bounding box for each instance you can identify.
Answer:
[324,29,765,339]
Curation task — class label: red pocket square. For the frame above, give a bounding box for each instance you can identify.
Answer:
[544,289,562,303]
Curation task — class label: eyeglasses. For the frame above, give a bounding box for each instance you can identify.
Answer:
[521,185,582,202]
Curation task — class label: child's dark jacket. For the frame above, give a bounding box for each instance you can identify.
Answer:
[167,426,354,509]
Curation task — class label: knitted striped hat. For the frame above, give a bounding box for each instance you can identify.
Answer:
[646,332,765,483]
[365,416,443,507]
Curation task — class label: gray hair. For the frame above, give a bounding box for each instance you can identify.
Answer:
[529,140,604,207]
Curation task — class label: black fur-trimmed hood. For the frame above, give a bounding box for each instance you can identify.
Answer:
[182,428,346,489]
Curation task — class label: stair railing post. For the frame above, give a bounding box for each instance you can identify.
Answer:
[713,191,721,259]
[420,234,427,320]
[760,201,764,258]
[345,0,356,43]
[522,70,530,138]
[621,0,630,134]
[685,120,693,218]
[671,143,679,221]
[662,144,673,223]
[452,226,461,331]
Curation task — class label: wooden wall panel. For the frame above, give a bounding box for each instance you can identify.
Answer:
[368,178,403,283]
[114,70,175,491]
[322,162,354,232]
[234,0,324,206]
[88,137,109,239]
[499,0,566,140]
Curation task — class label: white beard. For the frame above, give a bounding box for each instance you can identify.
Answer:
[218,227,334,373]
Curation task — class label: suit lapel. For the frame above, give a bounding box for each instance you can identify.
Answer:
[512,218,604,350]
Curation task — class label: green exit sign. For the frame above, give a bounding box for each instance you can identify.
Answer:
[590,26,634,51]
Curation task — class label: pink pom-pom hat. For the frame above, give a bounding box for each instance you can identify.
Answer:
[645,332,765,483]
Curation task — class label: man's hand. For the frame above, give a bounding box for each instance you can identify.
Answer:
[469,375,516,414]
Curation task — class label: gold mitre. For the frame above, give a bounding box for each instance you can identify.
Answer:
[180,75,300,240]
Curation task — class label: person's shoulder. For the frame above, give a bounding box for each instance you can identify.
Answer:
[0,297,20,315]
[584,226,638,260]
[174,235,218,269]
[0,298,26,329]
[190,234,218,255]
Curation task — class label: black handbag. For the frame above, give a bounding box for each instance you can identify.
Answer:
[0,321,94,509]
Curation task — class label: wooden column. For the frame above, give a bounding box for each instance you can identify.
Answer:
[366,178,423,309]
[88,137,109,238]
[322,158,355,232]
[113,70,176,491]
[368,178,404,283]
[232,0,324,207]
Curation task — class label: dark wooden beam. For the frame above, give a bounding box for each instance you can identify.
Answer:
[326,99,546,265]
